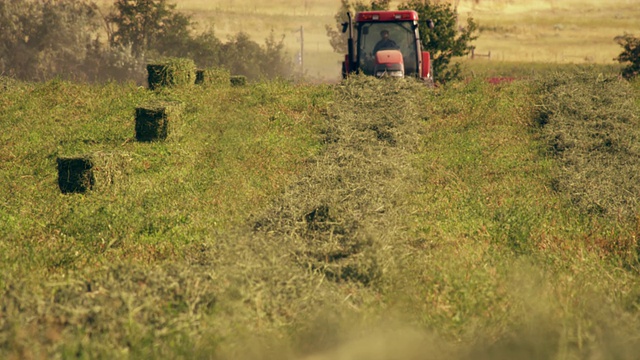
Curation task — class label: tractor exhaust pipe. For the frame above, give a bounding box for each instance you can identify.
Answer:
[342,12,356,75]
[346,12,356,68]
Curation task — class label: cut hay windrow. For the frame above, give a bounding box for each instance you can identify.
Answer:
[251,75,428,285]
[7,66,640,359]
[533,68,640,218]
[57,151,131,194]
[147,58,196,90]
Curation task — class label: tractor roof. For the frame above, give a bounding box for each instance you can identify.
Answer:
[355,10,419,23]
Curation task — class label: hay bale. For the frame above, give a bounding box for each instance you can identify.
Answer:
[57,156,94,194]
[230,75,247,87]
[135,101,183,142]
[147,58,196,90]
[57,152,131,194]
[195,70,204,84]
[195,67,231,87]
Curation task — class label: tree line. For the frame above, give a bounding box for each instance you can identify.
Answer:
[0,0,293,83]
[1,0,637,84]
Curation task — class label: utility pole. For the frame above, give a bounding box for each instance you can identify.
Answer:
[295,26,304,77]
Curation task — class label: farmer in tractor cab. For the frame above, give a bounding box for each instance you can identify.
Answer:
[373,29,398,54]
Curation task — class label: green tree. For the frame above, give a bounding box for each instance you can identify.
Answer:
[615,33,640,80]
[325,0,390,54]
[217,33,263,80]
[187,28,223,68]
[215,31,292,81]
[260,31,294,79]
[0,0,101,81]
[107,0,193,58]
[0,0,294,83]
[399,0,478,83]
[0,0,39,79]
[106,1,293,81]
[82,39,145,83]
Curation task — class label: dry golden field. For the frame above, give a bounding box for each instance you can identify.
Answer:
[98,0,640,81]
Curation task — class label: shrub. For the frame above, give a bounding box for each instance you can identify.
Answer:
[399,0,478,83]
[615,33,640,80]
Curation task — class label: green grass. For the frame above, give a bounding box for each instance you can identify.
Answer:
[387,74,640,352]
[0,78,328,271]
[2,67,640,359]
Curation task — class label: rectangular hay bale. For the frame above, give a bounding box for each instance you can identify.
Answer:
[57,152,131,194]
[135,101,183,142]
[57,156,94,194]
[147,58,196,90]
[195,67,231,87]
[230,75,247,87]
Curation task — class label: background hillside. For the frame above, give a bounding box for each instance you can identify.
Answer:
[114,0,640,81]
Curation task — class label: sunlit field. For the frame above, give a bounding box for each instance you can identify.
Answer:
[460,0,640,64]
[4,2,640,359]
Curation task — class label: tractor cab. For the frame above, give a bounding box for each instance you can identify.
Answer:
[342,10,433,82]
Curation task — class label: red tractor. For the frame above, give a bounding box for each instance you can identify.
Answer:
[341,10,434,82]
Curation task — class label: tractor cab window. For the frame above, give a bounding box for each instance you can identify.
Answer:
[357,21,418,76]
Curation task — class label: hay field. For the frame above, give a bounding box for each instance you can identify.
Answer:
[460,0,640,64]
[3,62,640,359]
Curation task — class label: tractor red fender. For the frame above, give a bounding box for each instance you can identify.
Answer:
[421,51,432,80]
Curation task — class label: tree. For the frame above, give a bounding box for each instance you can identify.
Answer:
[615,33,640,80]
[188,28,223,68]
[107,0,193,58]
[0,0,40,79]
[106,0,293,80]
[0,0,101,81]
[203,31,292,81]
[399,1,478,83]
[325,0,390,54]
[0,0,294,83]
[216,33,262,80]
[82,39,145,83]
[260,31,294,79]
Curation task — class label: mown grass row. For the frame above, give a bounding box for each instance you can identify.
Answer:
[1,67,640,359]
[387,70,640,357]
